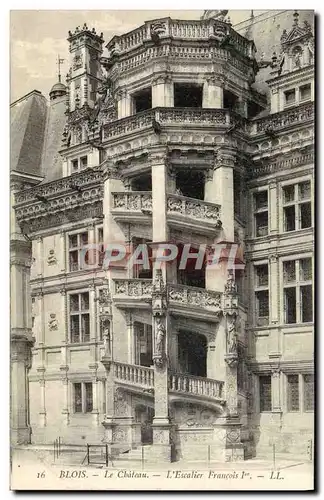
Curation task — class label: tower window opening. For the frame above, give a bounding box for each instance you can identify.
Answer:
[247,101,264,119]
[174,83,203,108]
[175,169,205,200]
[132,173,152,191]
[223,89,238,110]
[133,88,152,113]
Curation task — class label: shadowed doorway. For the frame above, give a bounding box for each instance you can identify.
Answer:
[178,331,207,377]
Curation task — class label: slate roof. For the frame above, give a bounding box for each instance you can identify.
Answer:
[10,90,47,176]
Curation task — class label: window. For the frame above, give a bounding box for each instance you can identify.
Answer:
[70,156,88,174]
[254,191,268,237]
[133,88,152,113]
[80,156,88,169]
[255,264,269,326]
[287,374,299,411]
[69,231,89,271]
[283,258,313,324]
[303,374,314,411]
[72,159,79,173]
[69,292,90,343]
[259,375,272,412]
[283,181,312,232]
[284,89,296,105]
[299,84,311,102]
[73,382,93,413]
[174,83,203,108]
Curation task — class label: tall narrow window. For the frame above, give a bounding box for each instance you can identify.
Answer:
[259,375,272,412]
[254,191,268,237]
[69,292,90,343]
[69,231,89,271]
[303,374,314,411]
[287,374,300,411]
[283,258,313,324]
[283,181,312,232]
[254,264,269,326]
[73,382,93,413]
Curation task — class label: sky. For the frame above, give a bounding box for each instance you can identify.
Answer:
[10,9,260,103]
[10,10,204,102]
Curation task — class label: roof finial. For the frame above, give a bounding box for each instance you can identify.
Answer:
[57,54,65,83]
[293,10,299,27]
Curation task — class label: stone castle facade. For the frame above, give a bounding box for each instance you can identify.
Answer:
[10,10,314,462]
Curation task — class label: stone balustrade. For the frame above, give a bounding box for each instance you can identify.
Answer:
[103,107,230,140]
[114,279,153,298]
[112,192,152,212]
[251,102,314,135]
[108,18,252,58]
[114,362,154,388]
[168,284,222,312]
[167,194,221,225]
[169,372,224,400]
[14,168,103,205]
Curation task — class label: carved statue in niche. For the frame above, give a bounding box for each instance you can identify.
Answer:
[226,313,238,355]
[155,316,166,356]
[101,317,111,357]
[292,46,303,69]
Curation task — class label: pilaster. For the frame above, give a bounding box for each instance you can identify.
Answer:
[203,75,224,108]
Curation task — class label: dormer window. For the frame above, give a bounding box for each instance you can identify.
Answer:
[70,156,88,174]
[300,84,311,102]
[284,89,296,106]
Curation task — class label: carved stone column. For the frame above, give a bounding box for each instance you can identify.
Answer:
[152,75,173,107]
[10,335,34,444]
[203,75,224,108]
[151,270,171,462]
[99,287,115,442]
[223,271,244,461]
[213,148,236,243]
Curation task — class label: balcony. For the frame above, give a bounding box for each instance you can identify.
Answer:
[169,372,224,403]
[113,279,153,309]
[111,191,221,236]
[167,194,221,234]
[168,284,222,321]
[103,107,235,142]
[113,279,223,321]
[111,361,225,405]
[250,101,314,136]
[111,191,152,224]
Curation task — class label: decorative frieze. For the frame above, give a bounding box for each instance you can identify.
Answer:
[112,192,152,212]
[249,150,314,179]
[253,102,314,135]
[16,200,103,234]
[114,279,153,297]
[168,284,222,313]
[167,194,221,225]
[15,168,103,205]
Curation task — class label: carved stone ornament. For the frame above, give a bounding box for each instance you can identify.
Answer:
[48,314,58,331]
[211,21,230,44]
[224,271,237,295]
[73,53,83,70]
[47,249,57,266]
[225,353,238,368]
